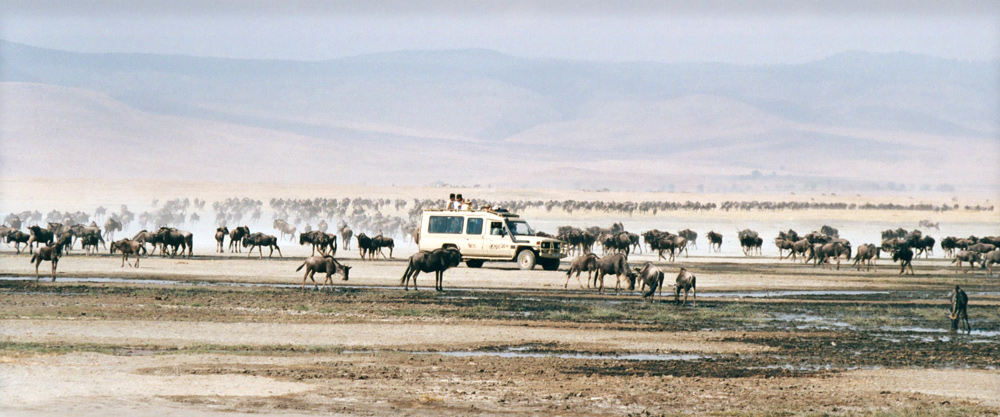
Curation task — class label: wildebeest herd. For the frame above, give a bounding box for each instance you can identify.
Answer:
[3,199,995,334]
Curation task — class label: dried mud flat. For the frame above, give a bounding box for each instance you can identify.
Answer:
[2,250,1000,416]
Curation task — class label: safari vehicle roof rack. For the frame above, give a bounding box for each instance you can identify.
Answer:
[423,207,519,217]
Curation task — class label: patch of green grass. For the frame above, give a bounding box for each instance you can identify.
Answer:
[294,304,309,312]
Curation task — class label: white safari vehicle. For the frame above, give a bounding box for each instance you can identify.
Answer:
[417,208,566,270]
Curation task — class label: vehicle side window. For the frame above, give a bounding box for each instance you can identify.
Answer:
[489,221,504,236]
[466,218,483,235]
[428,216,464,234]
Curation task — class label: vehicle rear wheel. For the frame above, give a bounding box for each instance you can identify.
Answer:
[540,258,560,271]
[517,250,536,270]
[465,259,484,268]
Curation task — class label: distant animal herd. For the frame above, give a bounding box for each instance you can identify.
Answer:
[2,197,996,333]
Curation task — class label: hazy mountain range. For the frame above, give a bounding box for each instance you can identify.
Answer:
[2,40,997,193]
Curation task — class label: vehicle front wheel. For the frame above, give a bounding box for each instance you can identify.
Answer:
[465,259,484,268]
[516,250,536,270]
[539,258,560,271]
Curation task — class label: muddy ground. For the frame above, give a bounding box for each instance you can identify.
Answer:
[1,248,999,416]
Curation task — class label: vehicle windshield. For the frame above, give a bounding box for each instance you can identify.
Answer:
[505,220,534,236]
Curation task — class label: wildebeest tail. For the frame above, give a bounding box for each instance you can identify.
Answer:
[400,261,414,284]
[186,235,193,256]
[30,254,37,263]
[295,262,306,272]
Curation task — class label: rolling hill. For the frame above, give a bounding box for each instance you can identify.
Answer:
[1,40,997,192]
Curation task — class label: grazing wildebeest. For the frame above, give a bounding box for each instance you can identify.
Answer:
[372,235,395,259]
[6,230,30,253]
[707,231,723,253]
[300,230,334,256]
[949,285,970,334]
[564,253,599,289]
[951,250,982,274]
[356,233,376,260]
[296,255,352,291]
[400,247,463,291]
[229,226,250,253]
[215,226,229,253]
[982,249,1000,277]
[674,268,696,307]
[110,238,146,268]
[273,219,297,241]
[243,232,282,259]
[852,243,880,271]
[103,218,122,241]
[634,262,665,301]
[30,243,64,281]
[892,245,915,275]
[26,225,54,254]
[593,253,631,294]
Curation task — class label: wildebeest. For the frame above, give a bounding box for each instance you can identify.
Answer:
[26,225,54,254]
[775,238,795,260]
[593,253,631,294]
[980,249,1000,277]
[296,255,352,291]
[674,268,696,307]
[243,232,282,259]
[738,229,760,256]
[215,226,229,253]
[110,238,146,268]
[300,230,335,256]
[678,229,698,250]
[601,232,632,255]
[564,253,599,289]
[339,222,354,251]
[155,227,193,257]
[30,243,64,281]
[80,233,104,255]
[951,250,982,274]
[707,231,723,253]
[940,236,958,258]
[789,239,812,263]
[634,262,665,301]
[356,233,375,260]
[103,218,122,242]
[229,226,250,253]
[372,235,395,259]
[273,219,297,241]
[400,247,463,291]
[852,243,880,271]
[967,242,997,254]
[5,230,30,253]
[813,242,850,270]
[892,245,915,275]
[949,285,970,334]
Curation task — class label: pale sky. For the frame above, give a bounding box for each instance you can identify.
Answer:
[1,0,998,64]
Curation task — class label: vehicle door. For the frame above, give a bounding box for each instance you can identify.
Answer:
[483,220,515,259]
[462,216,486,255]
